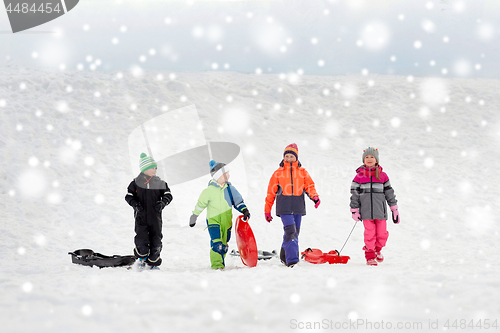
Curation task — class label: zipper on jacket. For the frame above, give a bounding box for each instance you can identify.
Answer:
[290,162,294,214]
[370,174,373,220]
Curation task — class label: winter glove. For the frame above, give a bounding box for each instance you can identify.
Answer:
[242,209,251,221]
[313,196,321,209]
[155,201,166,213]
[350,208,361,222]
[189,214,198,227]
[265,212,273,223]
[390,205,400,224]
[134,203,144,213]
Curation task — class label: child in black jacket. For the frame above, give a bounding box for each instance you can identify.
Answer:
[125,153,173,268]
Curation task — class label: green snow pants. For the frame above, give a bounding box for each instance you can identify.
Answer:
[207,210,233,269]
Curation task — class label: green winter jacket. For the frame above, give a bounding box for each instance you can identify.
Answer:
[193,180,247,221]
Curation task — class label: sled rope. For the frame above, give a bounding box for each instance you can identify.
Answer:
[338,221,358,255]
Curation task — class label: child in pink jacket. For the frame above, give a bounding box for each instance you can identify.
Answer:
[350,147,400,266]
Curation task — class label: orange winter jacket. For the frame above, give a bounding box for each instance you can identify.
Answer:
[265,160,319,216]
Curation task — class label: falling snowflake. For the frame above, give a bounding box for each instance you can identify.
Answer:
[84,157,95,166]
[421,19,436,33]
[326,278,337,288]
[341,83,359,100]
[252,22,289,56]
[34,234,47,247]
[465,206,493,236]
[82,305,93,316]
[130,66,144,78]
[47,192,62,205]
[286,73,301,85]
[419,78,449,106]
[28,157,39,167]
[348,311,359,320]
[453,59,472,77]
[424,157,434,169]
[18,169,46,198]
[222,108,250,135]
[319,138,330,150]
[476,23,494,41]
[22,282,33,293]
[290,293,301,304]
[94,194,105,205]
[56,101,69,113]
[360,22,390,51]
[212,310,222,321]
[419,107,431,118]
[420,239,431,250]
[390,117,401,128]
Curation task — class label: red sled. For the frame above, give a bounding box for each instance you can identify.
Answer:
[300,248,350,264]
[234,215,258,267]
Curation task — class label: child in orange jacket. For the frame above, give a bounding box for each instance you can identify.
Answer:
[264,143,320,267]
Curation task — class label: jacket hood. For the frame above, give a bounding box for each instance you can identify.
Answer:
[134,173,166,189]
[136,173,162,182]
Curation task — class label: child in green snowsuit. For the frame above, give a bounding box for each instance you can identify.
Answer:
[189,160,250,269]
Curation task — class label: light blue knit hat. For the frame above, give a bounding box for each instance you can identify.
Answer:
[209,160,229,180]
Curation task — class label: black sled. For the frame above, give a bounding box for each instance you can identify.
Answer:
[68,249,135,268]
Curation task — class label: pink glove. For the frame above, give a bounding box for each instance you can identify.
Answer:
[390,205,400,224]
[350,208,361,222]
[265,212,273,223]
[313,196,320,209]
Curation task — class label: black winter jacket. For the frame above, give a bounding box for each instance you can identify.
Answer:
[125,173,173,225]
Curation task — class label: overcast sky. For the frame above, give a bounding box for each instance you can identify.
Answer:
[1,0,499,78]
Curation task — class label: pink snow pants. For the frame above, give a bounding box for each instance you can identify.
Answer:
[363,219,389,260]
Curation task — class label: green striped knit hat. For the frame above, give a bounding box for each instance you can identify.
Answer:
[139,153,157,173]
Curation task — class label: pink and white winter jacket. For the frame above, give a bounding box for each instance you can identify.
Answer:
[350,165,397,220]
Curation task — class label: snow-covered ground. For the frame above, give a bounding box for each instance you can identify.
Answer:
[1,67,499,332]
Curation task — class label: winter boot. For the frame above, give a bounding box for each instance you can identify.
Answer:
[366,258,378,266]
[146,246,162,267]
[280,247,287,266]
[133,257,147,270]
[375,251,384,263]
